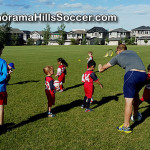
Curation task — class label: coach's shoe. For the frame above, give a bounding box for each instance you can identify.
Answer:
[131,112,142,122]
[48,112,56,117]
[117,124,132,134]
[85,108,93,112]
[81,104,85,109]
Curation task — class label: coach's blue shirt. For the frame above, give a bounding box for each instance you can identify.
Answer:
[0,58,7,92]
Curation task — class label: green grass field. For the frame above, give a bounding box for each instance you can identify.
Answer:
[0,45,150,150]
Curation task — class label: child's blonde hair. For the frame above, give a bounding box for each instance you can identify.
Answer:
[43,66,53,75]
[88,51,93,55]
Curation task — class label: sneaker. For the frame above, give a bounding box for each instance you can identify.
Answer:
[48,112,56,117]
[131,112,142,122]
[59,89,64,92]
[81,104,85,109]
[117,124,132,133]
[85,108,93,112]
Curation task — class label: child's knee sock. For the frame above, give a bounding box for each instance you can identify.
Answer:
[86,98,91,109]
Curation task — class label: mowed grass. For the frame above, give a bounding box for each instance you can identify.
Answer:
[0,45,150,150]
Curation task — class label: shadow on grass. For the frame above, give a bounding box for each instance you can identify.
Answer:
[92,93,123,109]
[0,99,82,135]
[130,104,150,130]
[65,83,84,91]
[8,80,40,85]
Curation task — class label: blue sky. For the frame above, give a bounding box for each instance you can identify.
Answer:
[1,0,150,31]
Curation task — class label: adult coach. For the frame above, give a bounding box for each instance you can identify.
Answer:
[98,44,146,133]
[0,42,7,127]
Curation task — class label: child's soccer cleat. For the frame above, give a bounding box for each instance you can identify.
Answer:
[117,124,132,133]
[85,108,93,112]
[81,104,85,109]
[48,112,56,117]
[59,89,64,92]
[131,112,142,122]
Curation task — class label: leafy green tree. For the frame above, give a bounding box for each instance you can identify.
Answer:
[94,38,99,45]
[105,38,109,45]
[81,34,87,45]
[71,38,79,45]
[27,38,34,45]
[42,24,51,45]
[11,33,19,46]
[57,23,66,45]
[144,39,148,45]
[0,12,11,45]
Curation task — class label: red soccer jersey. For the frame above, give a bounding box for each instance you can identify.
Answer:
[140,73,150,101]
[82,70,98,84]
[45,76,55,92]
[45,76,55,107]
[82,70,98,98]
[57,65,66,83]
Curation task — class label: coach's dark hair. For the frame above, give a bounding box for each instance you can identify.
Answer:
[147,64,150,70]
[0,41,4,50]
[57,58,68,67]
[88,60,96,68]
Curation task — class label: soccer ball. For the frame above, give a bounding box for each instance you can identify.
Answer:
[54,80,60,90]
[131,112,142,122]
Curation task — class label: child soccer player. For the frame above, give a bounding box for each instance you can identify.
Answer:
[55,58,68,92]
[139,64,150,104]
[82,60,103,112]
[0,42,8,127]
[86,51,94,103]
[87,51,93,69]
[6,63,15,83]
[43,66,57,117]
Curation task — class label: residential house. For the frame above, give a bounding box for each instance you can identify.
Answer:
[22,30,31,42]
[10,28,24,45]
[67,29,87,44]
[108,28,130,45]
[131,26,150,45]
[86,27,108,45]
[30,31,43,44]
[49,31,67,45]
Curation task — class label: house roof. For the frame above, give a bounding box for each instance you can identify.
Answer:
[87,27,108,33]
[110,28,129,33]
[10,28,24,34]
[52,31,67,34]
[30,31,43,35]
[68,30,86,34]
[132,26,150,31]
[22,30,31,34]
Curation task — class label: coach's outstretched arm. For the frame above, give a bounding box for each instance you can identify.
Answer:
[98,62,112,73]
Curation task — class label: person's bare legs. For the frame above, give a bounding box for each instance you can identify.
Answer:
[124,98,133,127]
[132,94,139,116]
[0,105,4,125]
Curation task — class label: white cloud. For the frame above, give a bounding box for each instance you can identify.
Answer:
[109,4,150,16]
[37,0,55,6]
[59,3,83,9]
[58,3,108,14]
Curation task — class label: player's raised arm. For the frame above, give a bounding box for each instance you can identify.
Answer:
[98,62,112,73]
